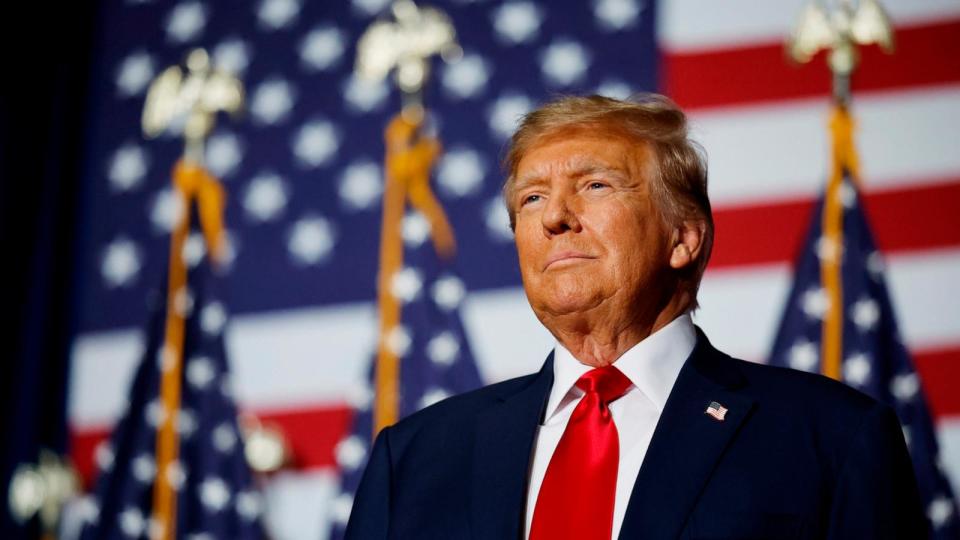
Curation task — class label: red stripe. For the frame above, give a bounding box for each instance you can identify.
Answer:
[710,179,960,268]
[663,20,960,110]
[71,405,353,488]
[914,346,960,420]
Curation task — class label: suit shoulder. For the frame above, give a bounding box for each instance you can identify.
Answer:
[726,354,884,426]
[385,372,541,438]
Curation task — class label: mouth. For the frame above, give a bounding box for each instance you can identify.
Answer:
[543,251,596,270]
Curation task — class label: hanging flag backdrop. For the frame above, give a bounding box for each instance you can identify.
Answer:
[66,0,960,538]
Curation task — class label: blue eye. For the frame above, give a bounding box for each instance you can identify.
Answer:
[588,182,606,190]
[522,194,541,205]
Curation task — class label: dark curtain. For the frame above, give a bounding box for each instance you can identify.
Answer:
[0,4,98,538]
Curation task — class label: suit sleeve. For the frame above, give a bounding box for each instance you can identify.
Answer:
[825,402,928,539]
[344,426,393,540]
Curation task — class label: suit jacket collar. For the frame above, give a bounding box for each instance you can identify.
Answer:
[469,329,755,540]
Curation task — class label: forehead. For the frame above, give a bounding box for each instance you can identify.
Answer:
[514,125,650,179]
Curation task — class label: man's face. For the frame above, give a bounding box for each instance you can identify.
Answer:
[512,126,674,325]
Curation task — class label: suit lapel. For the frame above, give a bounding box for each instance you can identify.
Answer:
[471,354,554,540]
[618,332,756,540]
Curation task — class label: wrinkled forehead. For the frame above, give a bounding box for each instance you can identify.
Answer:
[512,123,653,182]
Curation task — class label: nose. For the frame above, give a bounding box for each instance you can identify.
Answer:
[541,190,582,235]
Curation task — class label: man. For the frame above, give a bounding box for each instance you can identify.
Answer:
[345,94,926,539]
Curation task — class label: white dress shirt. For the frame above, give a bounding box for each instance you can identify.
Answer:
[523,313,697,540]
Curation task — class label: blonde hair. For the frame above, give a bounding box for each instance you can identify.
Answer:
[502,93,714,301]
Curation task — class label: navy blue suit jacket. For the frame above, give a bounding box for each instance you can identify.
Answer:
[346,330,926,539]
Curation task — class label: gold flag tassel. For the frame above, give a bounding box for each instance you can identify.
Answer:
[819,106,862,381]
[373,113,456,437]
[151,159,226,540]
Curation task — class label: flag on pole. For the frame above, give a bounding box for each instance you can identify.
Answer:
[768,107,960,537]
[326,114,485,538]
[78,162,264,540]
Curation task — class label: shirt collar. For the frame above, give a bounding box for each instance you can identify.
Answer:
[545,313,697,423]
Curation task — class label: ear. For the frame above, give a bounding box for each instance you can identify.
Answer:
[669,220,705,270]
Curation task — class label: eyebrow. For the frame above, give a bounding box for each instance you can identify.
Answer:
[513,162,627,192]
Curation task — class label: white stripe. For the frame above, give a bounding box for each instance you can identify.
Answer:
[69,248,960,427]
[692,85,960,207]
[938,418,960,500]
[659,0,960,53]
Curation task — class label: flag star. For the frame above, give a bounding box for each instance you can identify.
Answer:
[432,275,466,311]
[157,344,177,373]
[335,435,368,470]
[293,119,339,167]
[352,0,391,16]
[165,460,186,491]
[95,442,115,471]
[801,287,829,320]
[441,54,490,99]
[485,196,514,242]
[150,187,186,233]
[212,422,238,453]
[815,235,842,263]
[391,267,423,302]
[177,408,198,437]
[385,325,412,357]
[199,477,231,512]
[288,215,336,265]
[147,517,165,540]
[102,238,142,288]
[488,93,533,139]
[402,212,431,247]
[131,453,156,483]
[891,372,919,401]
[183,233,206,268]
[236,491,263,520]
[338,160,383,210]
[492,1,543,44]
[173,286,194,317]
[108,143,149,191]
[346,383,374,411]
[145,399,168,428]
[201,301,227,335]
[420,387,452,408]
[427,331,460,366]
[205,131,244,178]
[596,79,632,100]
[187,356,216,389]
[243,172,288,222]
[76,497,100,523]
[115,51,155,97]
[866,251,885,280]
[342,74,389,113]
[251,78,296,125]
[540,39,591,87]
[258,0,301,30]
[165,1,207,43]
[212,39,252,75]
[839,180,857,208]
[118,507,145,538]
[593,0,643,31]
[788,339,818,372]
[300,26,347,71]
[437,148,485,198]
[843,352,871,386]
[851,297,880,331]
[330,492,354,525]
[928,496,954,528]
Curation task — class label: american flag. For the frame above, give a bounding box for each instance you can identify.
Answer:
[704,401,728,422]
[66,0,960,538]
[769,169,960,536]
[75,214,264,539]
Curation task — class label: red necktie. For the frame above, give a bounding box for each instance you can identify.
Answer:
[530,366,632,540]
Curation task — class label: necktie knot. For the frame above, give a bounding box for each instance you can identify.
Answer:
[575,365,632,404]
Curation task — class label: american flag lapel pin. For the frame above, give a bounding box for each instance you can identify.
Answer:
[705,401,728,422]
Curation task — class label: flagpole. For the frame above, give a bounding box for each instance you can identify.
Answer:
[786,0,895,380]
[141,48,240,540]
